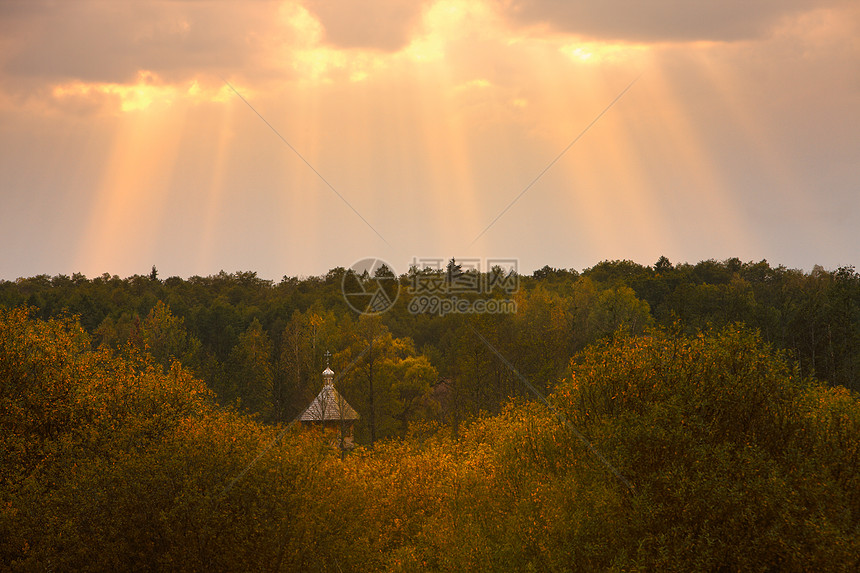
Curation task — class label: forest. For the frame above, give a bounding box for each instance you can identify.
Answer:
[1,257,859,571]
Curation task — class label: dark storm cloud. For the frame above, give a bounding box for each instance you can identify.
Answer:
[502,0,844,42]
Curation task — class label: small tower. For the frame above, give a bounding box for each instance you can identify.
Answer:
[297,354,359,450]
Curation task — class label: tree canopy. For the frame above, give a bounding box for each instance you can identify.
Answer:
[1,308,857,570]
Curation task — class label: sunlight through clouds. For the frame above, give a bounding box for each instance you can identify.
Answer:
[51,70,177,113]
[74,107,186,275]
[0,0,857,278]
[559,41,647,65]
[50,70,239,116]
[190,105,237,274]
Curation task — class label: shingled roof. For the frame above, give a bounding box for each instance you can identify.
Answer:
[297,367,359,422]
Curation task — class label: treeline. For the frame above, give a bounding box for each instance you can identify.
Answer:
[1,257,858,442]
[2,308,858,570]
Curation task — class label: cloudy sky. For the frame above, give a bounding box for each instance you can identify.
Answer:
[1,0,857,280]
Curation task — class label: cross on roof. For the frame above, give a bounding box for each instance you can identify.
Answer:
[324,350,331,368]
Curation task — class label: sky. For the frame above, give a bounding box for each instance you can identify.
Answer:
[1,0,858,281]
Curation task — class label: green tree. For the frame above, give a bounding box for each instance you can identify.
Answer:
[226,318,274,418]
[134,300,202,372]
[586,285,654,339]
[551,325,860,570]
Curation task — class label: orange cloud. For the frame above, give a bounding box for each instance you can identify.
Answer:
[50,71,238,115]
